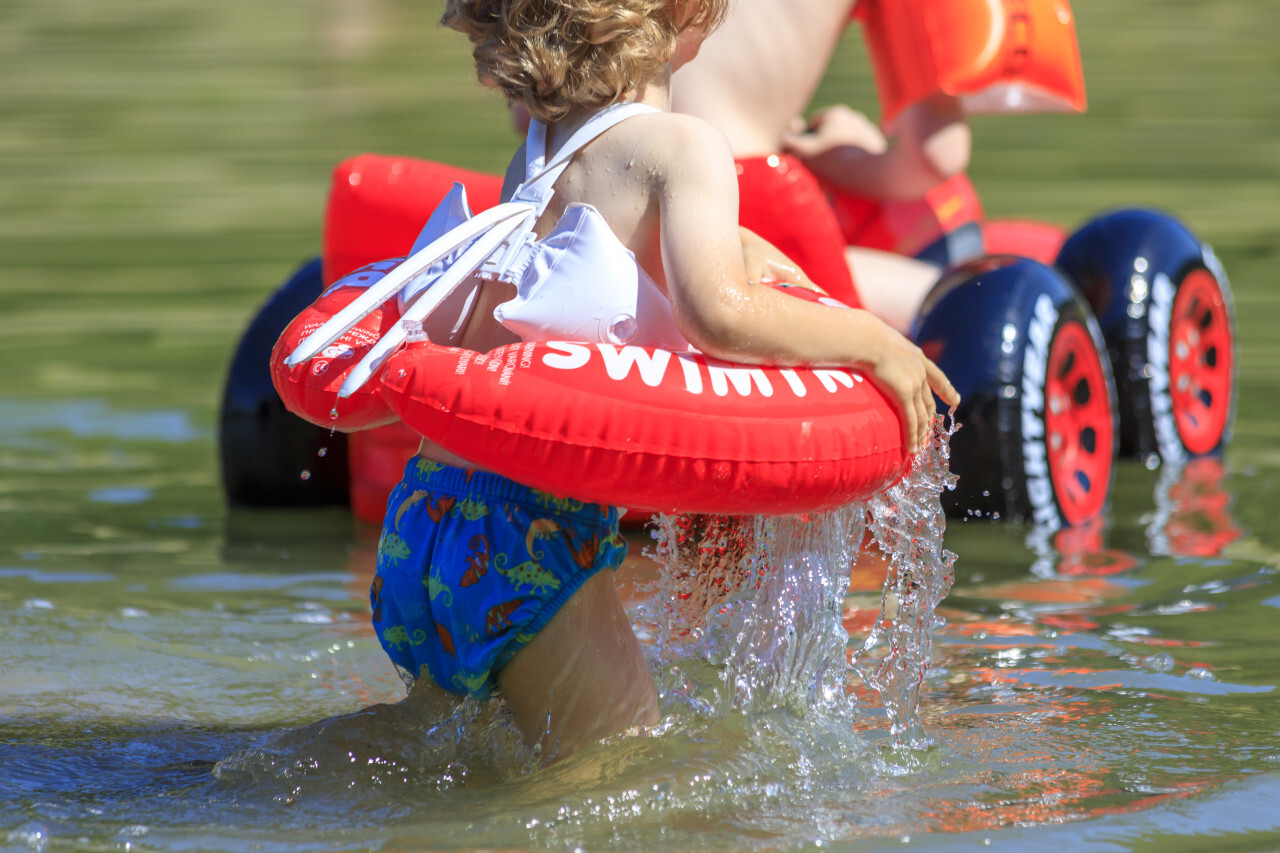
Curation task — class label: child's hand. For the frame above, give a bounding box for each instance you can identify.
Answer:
[857,312,960,454]
[782,105,888,160]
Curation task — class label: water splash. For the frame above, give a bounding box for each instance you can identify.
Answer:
[852,418,958,748]
[639,418,958,748]
[640,509,862,722]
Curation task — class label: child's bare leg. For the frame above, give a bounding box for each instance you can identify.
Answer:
[496,569,659,761]
[845,246,941,335]
[261,681,464,760]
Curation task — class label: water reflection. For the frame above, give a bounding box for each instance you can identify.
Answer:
[1147,456,1243,558]
[1023,454,1243,585]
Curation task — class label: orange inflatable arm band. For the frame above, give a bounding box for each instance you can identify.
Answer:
[855,0,1087,127]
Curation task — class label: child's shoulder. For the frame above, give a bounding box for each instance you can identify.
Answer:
[621,111,736,179]
[627,110,730,148]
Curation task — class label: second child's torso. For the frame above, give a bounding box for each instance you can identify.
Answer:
[671,0,859,156]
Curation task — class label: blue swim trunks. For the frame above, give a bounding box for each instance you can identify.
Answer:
[370,458,628,700]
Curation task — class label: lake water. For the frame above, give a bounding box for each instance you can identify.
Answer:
[2,1,1279,850]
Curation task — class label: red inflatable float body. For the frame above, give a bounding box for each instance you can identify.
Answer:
[269,257,405,433]
[315,155,932,523]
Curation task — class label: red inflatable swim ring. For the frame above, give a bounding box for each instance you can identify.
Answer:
[270,257,407,431]
[379,335,908,516]
[274,251,910,515]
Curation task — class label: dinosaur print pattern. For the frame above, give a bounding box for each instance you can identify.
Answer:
[426,573,453,607]
[494,554,561,596]
[377,531,412,566]
[379,624,427,651]
[455,498,490,521]
[369,459,628,701]
[460,534,490,587]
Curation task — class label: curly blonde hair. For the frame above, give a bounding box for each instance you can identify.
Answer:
[443,0,729,123]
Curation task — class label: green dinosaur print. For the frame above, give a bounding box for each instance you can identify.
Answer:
[426,573,453,607]
[530,489,585,514]
[414,458,444,479]
[379,624,427,651]
[378,531,412,566]
[494,554,561,595]
[451,669,488,696]
[456,498,489,521]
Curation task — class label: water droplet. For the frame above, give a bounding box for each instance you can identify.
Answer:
[329,408,339,421]
[300,470,312,481]
[317,448,327,458]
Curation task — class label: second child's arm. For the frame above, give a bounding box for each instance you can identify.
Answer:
[781,95,971,202]
[654,116,959,453]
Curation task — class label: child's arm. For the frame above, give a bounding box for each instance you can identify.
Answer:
[738,227,825,294]
[655,116,959,453]
[781,94,970,201]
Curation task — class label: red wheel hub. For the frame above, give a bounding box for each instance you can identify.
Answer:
[1168,269,1233,455]
[1044,321,1114,525]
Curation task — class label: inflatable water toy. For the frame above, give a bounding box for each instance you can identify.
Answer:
[832,0,1087,266]
[377,336,908,515]
[856,0,1087,129]
[826,0,1234,526]
[913,255,1116,526]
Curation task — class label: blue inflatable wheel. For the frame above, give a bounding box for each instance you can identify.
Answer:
[218,257,351,507]
[913,256,1118,529]
[1057,209,1236,467]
